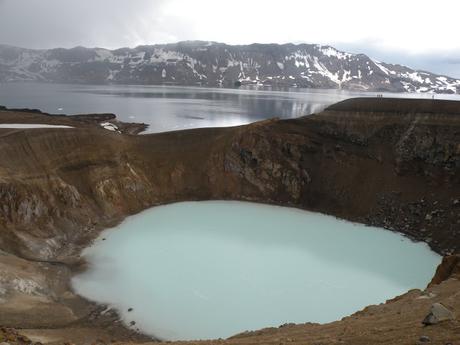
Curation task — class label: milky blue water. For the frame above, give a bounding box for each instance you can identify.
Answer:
[72,201,441,340]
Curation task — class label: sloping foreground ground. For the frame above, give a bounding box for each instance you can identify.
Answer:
[0,98,459,344]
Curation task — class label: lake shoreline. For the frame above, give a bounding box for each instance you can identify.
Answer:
[72,200,441,341]
[2,82,460,135]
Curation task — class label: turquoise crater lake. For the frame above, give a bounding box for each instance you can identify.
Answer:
[72,201,441,340]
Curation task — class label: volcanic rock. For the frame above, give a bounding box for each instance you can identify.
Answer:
[422,303,454,325]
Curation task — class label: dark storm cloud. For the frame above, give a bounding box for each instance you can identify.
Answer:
[0,0,170,49]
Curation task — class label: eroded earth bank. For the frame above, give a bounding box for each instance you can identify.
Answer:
[0,98,459,344]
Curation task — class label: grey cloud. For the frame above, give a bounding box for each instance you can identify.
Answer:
[334,41,460,78]
[0,0,169,49]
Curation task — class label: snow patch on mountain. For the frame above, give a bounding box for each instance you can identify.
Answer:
[0,42,459,94]
[318,46,352,60]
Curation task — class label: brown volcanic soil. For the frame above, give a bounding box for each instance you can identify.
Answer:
[0,105,148,134]
[0,98,459,344]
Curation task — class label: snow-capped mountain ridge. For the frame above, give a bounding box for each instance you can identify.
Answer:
[0,41,459,94]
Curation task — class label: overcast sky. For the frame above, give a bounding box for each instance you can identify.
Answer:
[1,0,459,77]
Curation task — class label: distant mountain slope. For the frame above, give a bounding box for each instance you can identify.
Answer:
[1,41,459,94]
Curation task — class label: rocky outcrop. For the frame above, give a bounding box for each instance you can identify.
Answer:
[429,255,460,287]
[223,119,312,202]
[422,303,455,325]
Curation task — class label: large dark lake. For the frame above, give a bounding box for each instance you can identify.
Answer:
[2,83,459,133]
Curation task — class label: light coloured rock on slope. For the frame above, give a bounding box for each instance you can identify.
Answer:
[422,303,455,325]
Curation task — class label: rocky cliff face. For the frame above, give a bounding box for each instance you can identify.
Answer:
[0,98,459,343]
[1,97,460,265]
[1,41,459,93]
[429,255,460,287]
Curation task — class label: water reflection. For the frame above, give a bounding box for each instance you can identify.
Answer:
[1,83,459,133]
